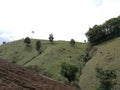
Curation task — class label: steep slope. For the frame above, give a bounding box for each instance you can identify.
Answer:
[0,59,78,90]
[79,37,120,90]
[0,39,86,82]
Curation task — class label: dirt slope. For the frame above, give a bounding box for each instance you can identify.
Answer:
[0,59,78,90]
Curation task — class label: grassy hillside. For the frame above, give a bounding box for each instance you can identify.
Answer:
[0,39,86,83]
[79,37,120,90]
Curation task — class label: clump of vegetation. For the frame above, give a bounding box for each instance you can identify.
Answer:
[96,67,116,90]
[86,15,120,45]
[49,34,54,43]
[3,41,6,44]
[36,40,41,54]
[60,62,78,84]
[70,39,75,47]
[83,53,91,63]
[12,60,17,64]
[43,71,53,78]
[82,44,92,63]
[24,37,31,46]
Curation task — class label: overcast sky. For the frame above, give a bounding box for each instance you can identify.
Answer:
[0,0,120,43]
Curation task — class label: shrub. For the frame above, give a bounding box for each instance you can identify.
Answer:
[96,67,116,90]
[70,39,75,46]
[36,40,41,53]
[83,53,91,63]
[60,62,78,84]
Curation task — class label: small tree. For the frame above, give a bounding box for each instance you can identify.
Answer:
[60,62,78,84]
[3,41,6,44]
[24,37,31,46]
[49,34,54,43]
[70,39,75,46]
[96,67,116,90]
[36,40,41,53]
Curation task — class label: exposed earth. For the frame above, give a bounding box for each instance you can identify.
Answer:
[0,59,78,90]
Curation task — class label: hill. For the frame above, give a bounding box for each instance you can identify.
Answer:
[0,59,78,90]
[79,37,120,90]
[0,39,86,84]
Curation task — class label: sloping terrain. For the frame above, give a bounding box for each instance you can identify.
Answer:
[0,59,78,90]
[79,37,120,90]
[0,39,86,82]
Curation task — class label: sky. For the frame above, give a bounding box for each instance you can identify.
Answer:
[0,0,120,43]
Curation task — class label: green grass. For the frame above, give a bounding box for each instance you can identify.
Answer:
[2,37,120,89]
[0,39,86,83]
[79,37,120,90]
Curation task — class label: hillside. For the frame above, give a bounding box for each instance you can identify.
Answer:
[0,59,78,90]
[0,39,86,83]
[79,37,120,90]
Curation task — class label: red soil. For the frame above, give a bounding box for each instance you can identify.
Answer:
[0,59,78,90]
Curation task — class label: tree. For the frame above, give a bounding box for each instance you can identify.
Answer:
[24,37,31,46]
[70,39,75,46]
[3,41,6,44]
[60,62,78,84]
[49,34,54,43]
[86,15,120,45]
[36,40,41,53]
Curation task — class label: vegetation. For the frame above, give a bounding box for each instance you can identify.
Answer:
[96,67,116,90]
[79,16,120,90]
[24,37,31,46]
[36,40,41,54]
[86,15,120,45]
[83,53,91,63]
[3,41,6,44]
[49,34,54,43]
[70,39,76,46]
[1,15,120,90]
[80,37,120,90]
[60,62,78,84]
[0,39,86,85]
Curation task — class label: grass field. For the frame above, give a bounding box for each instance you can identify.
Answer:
[1,37,120,89]
[0,39,86,83]
[79,37,120,90]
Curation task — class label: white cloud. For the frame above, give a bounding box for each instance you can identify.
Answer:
[94,0,103,6]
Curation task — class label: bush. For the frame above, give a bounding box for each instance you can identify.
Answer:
[12,60,17,64]
[83,53,91,63]
[96,67,116,90]
[70,39,75,46]
[36,40,41,53]
[60,62,78,84]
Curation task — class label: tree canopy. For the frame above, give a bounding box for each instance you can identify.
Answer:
[24,37,31,45]
[86,16,120,45]
[70,39,75,46]
[49,34,54,43]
